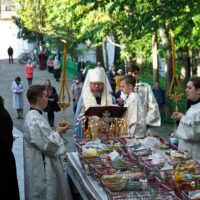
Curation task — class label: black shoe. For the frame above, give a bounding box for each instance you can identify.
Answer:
[20,117,24,119]
[17,116,20,119]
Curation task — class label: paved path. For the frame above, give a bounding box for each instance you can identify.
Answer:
[0,59,76,200]
[0,59,176,200]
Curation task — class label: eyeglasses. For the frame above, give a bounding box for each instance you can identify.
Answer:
[90,82,103,86]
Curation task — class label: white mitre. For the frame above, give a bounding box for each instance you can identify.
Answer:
[81,67,112,95]
[89,67,105,83]
[82,67,113,110]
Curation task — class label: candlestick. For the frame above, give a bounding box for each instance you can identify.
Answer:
[57,40,71,125]
[168,31,184,112]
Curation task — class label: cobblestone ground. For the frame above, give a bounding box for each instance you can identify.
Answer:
[0,59,175,200]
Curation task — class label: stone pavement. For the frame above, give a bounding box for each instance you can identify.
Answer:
[0,59,76,200]
[0,59,175,200]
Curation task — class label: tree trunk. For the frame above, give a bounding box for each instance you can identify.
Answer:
[96,45,104,66]
[180,48,191,86]
[152,31,159,84]
[160,27,172,94]
[188,48,192,79]
[185,53,191,83]
[113,35,121,67]
[103,38,109,71]
[165,50,173,94]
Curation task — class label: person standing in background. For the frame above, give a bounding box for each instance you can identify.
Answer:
[53,56,61,82]
[0,96,20,200]
[109,64,117,94]
[25,59,34,86]
[96,61,104,69]
[11,76,24,119]
[71,77,82,114]
[56,49,61,61]
[152,81,165,123]
[114,69,124,93]
[47,57,54,73]
[77,58,85,82]
[38,49,46,70]
[8,46,14,64]
[43,79,60,127]
[114,69,126,106]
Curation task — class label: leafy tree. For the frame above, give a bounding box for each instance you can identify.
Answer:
[14,0,200,87]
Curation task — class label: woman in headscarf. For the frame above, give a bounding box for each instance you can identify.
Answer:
[38,49,46,70]
[44,79,60,127]
[53,56,61,82]
[25,59,34,86]
[11,76,24,119]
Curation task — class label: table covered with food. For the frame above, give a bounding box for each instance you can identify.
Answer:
[66,106,200,200]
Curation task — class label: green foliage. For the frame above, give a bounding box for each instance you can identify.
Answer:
[13,0,200,66]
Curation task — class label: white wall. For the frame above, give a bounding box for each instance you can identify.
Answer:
[0,20,35,59]
[77,43,96,63]
[77,39,115,67]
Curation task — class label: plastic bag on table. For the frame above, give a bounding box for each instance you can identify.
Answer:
[143,136,161,150]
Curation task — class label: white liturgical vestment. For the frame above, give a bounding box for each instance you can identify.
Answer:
[176,102,200,163]
[136,82,161,126]
[23,110,72,200]
[124,92,146,138]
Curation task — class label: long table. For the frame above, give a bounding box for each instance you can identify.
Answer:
[66,152,108,200]
[65,152,182,200]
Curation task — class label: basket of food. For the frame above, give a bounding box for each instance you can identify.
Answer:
[101,171,148,192]
[182,189,200,200]
[169,165,200,197]
[77,150,99,175]
[103,178,180,200]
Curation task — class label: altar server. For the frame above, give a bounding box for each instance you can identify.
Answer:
[120,75,146,137]
[23,85,72,200]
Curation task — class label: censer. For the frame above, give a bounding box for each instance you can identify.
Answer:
[168,31,183,112]
[57,40,71,126]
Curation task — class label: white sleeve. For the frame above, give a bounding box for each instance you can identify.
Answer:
[27,117,67,157]
[128,99,146,137]
[11,82,17,93]
[176,113,200,142]
[146,85,161,126]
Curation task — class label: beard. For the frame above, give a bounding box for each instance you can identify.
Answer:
[92,91,102,98]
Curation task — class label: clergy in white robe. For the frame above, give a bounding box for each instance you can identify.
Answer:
[172,77,200,163]
[135,82,161,126]
[75,67,113,139]
[121,75,146,138]
[127,63,161,126]
[23,85,72,200]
